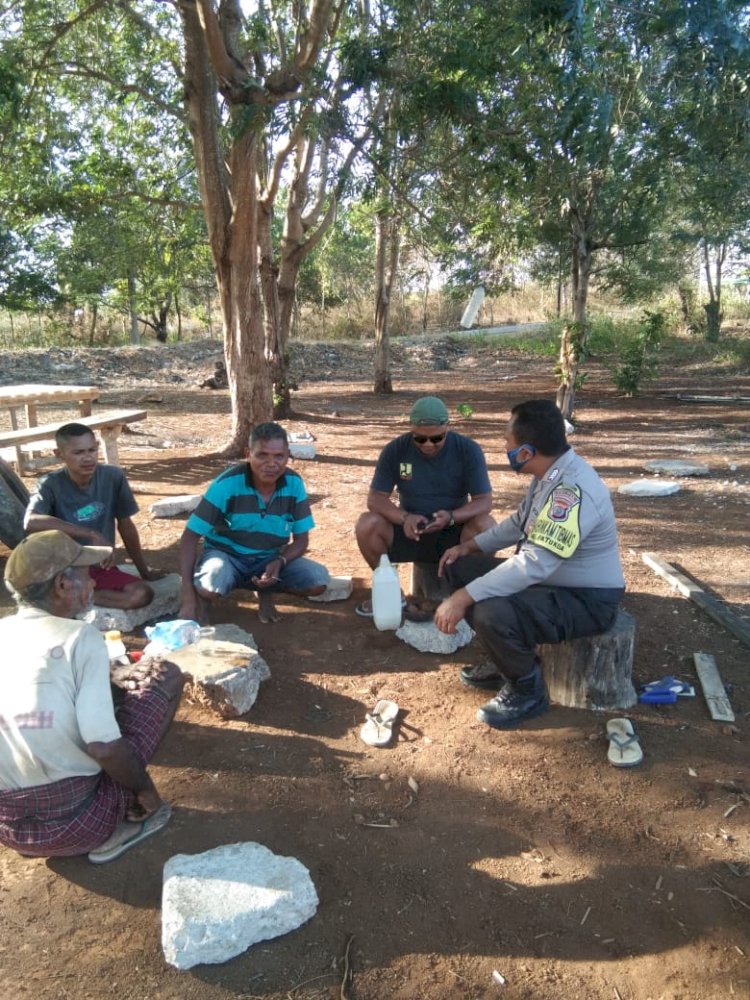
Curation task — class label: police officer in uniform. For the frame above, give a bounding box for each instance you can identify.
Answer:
[435,399,625,729]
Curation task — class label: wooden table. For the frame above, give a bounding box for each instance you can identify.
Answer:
[0,384,151,474]
[0,384,100,431]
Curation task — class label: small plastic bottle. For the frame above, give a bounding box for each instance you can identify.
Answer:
[104,629,129,665]
[371,554,402,631]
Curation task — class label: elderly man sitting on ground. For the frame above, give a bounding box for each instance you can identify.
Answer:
[0,531,183,863]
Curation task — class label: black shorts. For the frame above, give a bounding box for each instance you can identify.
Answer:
[388,523,463,564]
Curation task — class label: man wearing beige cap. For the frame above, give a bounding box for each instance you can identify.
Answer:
[355,395,494,616]
[0,531,183,862]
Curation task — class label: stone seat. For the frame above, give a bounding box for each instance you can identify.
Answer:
[90,565,182,633]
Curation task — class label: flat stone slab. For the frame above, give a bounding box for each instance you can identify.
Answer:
[396,618,474,654]
[169,637,270,718]
[90,567,182,633]
[149,494,202,517]
[642,459,710,477]
[288,442,316,459]
[212,623,259,647]
[162,842,318,970]
[307,575,353,602]
[618,479,681,497]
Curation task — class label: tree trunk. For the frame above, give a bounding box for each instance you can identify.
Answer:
[556,229,591,419]
[154,295,171,343]
[373,209,399,395]
[127,267,139,344]
[702,240,724,343]
[258,203,290,420]
[181,3,272,455]
[88,302,98,346]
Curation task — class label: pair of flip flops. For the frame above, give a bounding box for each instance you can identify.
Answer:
[354,598,434,623]
[355,597,406,618]
[606,718,643,768]
[360,699,399,747]
[88,802,172,864]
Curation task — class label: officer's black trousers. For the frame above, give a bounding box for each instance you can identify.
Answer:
[445,555,623,680]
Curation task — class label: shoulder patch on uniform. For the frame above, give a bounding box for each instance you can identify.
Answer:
[528,485,581,558]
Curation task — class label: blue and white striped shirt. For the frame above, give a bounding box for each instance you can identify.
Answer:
[186,463,314,560]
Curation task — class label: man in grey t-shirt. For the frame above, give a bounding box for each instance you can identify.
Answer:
[24,423,160,609]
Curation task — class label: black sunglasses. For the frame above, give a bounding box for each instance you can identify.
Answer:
[413,432,447,445]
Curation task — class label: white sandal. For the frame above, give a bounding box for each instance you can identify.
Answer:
[360,699,399,747]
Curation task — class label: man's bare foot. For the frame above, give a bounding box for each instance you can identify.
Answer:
[258,591,281,623]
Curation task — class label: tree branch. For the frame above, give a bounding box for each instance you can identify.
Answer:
[50,64,184,120]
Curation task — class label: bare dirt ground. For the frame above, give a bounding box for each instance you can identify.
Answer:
[0,335,748,1000]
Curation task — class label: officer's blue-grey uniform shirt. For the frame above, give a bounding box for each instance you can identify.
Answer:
[186,462,314,561]
[466,448,624,601]
[25,465,138,546]
[370,431,491,516]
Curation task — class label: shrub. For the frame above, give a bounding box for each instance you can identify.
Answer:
[611,310,667,395]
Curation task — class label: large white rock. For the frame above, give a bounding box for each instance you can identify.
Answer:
[307,575,353,602]
[642,459,710,477]
[162,842,319,970]
[618,479,681,497]
[168,637,270,718]
[149,494,202,517]
[396,617,474,653]
[90,567,182,632]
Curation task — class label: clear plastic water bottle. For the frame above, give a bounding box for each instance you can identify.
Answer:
[372,554,402,631]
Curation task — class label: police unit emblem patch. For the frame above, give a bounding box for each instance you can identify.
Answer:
[528,485,582,558]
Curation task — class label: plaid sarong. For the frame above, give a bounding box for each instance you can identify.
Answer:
[0,673,173,857]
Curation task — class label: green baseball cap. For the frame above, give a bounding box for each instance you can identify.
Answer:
[409,396,449,426]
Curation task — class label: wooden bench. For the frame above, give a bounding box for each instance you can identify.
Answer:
[0,409,147,473]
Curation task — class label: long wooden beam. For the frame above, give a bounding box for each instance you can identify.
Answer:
[641,552,750,650]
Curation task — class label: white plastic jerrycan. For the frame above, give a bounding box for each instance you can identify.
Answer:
[371,554,402,631]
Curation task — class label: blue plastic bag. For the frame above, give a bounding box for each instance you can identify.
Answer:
[144,619,201,655]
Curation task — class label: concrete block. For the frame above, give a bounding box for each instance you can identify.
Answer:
[162,842,318,970]
[149,494,202,517]
[307,575,353,602]
[90,566,181,633]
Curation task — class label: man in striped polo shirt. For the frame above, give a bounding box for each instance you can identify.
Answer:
[179,423,329,623]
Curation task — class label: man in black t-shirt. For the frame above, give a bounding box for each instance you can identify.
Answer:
[355,396,494,613]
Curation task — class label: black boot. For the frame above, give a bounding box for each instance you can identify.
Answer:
[477,663,549,729]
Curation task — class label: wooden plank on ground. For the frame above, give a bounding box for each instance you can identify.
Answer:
[642,552,750,650]
[676,394,750,404]
[693,652,735,722]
